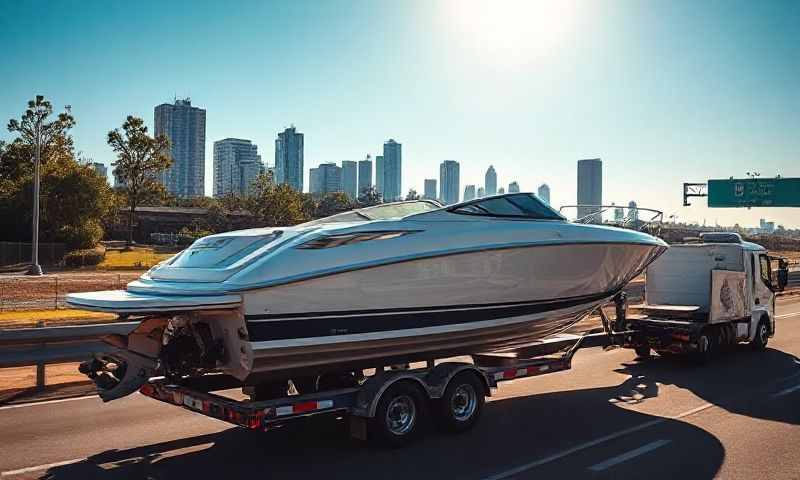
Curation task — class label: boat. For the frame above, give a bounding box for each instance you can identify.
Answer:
[67,193,668,401]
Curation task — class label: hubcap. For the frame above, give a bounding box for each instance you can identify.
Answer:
[385,395,416,435]
[450,383,478,421]
[760,324,768,344]
[698,335,709,353]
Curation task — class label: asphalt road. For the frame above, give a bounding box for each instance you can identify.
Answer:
[1,298,799,480]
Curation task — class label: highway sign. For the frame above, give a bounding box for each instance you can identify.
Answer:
[707,177,800,208]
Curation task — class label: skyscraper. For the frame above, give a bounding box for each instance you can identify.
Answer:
[439,160,460,205]
[423,179,437,201]
[382,139,402,201]
[508,181,520,193]
[275,126,304,191]
[577,158,602,220]
[485,165,497,196]
[477,186,485,198]
[213,138,261,197]
[357,155,373,197]
[90,162,108,183]
[463,185,476,201]
[498,187,505,194]
[375,155,384,197]
[309,162,342,195]
[154,98,206,197]
[341,160,358,199]
[537,183,551,205]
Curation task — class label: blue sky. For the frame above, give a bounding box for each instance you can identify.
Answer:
[2,0,798,227]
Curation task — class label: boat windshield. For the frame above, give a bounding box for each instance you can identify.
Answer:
[450,194,565,220]
[300,200,441,226]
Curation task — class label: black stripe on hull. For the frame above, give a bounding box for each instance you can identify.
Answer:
[245,290,614,341]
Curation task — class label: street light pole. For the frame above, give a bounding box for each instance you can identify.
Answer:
[28,114,43,276]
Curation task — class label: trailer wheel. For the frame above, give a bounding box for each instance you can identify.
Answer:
[436,372,485,434]
[369,382,427,447]
[750,318,770,351]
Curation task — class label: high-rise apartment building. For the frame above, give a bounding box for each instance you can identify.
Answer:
[423,179,437,201]
[309,162,342,195]
[498,187,505,194]
[375,155,384,197]
[357,155,373,197]
[485,165,497,196]
[477,187,485,198]
[213,138,261,197]
[439,160,460,205]
[464,185,476,201]
[508,181,520,193]
[382,139,402,201]
[275,126,304,191]
[341,160,358,199]
[154,98,206,197]
[537,183,551,205]
[90,162,108,183]
[577,158,602,220]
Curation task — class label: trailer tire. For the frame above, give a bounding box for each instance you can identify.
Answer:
[751,318,770,351]
[369,381,427,447]
[436,371,485,434]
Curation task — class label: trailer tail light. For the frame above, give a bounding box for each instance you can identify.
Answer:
[672,333,690,342]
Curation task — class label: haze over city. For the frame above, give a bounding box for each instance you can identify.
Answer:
[1,0,798,227]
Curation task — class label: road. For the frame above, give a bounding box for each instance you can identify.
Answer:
[1,297,799,480]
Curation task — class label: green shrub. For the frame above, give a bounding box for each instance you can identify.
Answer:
[63,245,106,267]
[57,220,105,250]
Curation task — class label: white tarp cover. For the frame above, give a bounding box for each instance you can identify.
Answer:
[709,270,747,323]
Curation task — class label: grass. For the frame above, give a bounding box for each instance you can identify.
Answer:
[97,247,174,270]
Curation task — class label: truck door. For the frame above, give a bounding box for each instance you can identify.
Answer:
[755,252,776,333]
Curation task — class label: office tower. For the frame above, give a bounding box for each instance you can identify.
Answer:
[90,162,108,182]
[577,158,602,220]
[537,183,551,205]
[275,126,304,191]
[382,139,402,201]
[477,186,485,198]
[464,185,476,201]
[628,200,639,223]
[309,162,342,195]
[508,181,520,193]
[213,138,262,197]
[485,165,497,196]
[439,160,460,205]
[358,155,373,197]
[423,179,437,201]
[498,187,505,194]
[154,98,206,197]
[375,155,384,197]
[341,160,358,199]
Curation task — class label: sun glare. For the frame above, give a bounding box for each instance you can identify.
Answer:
[442,0,581,67]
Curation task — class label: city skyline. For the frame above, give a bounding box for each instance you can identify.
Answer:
[2,1,798,226]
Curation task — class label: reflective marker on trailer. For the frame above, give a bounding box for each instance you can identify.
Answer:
[273,400,336,417]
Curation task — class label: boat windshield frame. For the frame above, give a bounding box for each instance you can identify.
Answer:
[447,193,566,221]
[300,199,444,226]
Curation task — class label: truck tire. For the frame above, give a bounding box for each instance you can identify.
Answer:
[691,330,714,365]
[369,381,427,447]
[436,371,485,434]
[750,318,770,351]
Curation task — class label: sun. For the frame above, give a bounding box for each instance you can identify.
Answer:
[441,0,581,67]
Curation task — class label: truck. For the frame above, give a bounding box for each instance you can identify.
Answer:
[123,233,788,446]
[623,232,788,362]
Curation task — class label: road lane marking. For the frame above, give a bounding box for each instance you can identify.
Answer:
[776,312,800,319]
[0,394,99,411]
[587,439,671,472]
[771,383,800,399]
[481,404,713,480]
[1,458,85,477]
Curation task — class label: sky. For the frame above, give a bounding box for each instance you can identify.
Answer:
[1,0,798,227]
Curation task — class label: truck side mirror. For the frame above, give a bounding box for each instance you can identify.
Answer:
[777,265,788,292]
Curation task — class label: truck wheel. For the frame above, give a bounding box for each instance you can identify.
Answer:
[751,318,770,351]
[436,372,485,434]
[691,331,714,365]
[369,382,427,447]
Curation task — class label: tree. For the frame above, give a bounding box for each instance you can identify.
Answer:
[316,192,356,218]
[247,173,310,226]
[405,188,420,201]
[107,116,171,245]
[357,185,382,207]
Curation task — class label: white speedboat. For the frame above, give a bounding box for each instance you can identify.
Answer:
[68,193,667,400]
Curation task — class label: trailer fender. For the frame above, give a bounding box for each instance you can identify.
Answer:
[353,371,431,418]
[425,363,492,398]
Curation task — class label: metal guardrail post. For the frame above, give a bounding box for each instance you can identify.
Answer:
[36,320,46,391]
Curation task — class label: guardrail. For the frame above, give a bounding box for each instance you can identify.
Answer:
[0,322,137,390]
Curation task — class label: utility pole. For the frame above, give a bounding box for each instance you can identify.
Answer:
[28,111,44,276]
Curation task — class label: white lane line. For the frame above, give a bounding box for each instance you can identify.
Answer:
[776,312,800,319]
[0,394,99,411]
[1,458,85,477]
[481,404,713,480]
[587,439,671,472]
[771,383,800,399]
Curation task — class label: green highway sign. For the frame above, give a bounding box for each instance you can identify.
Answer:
[708,177,800,208]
